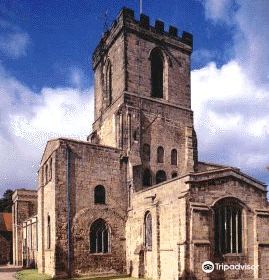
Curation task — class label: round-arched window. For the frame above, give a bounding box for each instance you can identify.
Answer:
[156,170,167,184]
[144,212,152,250]
[94,185,106,204]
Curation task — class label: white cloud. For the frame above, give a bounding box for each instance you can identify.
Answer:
[202,0,269,84]
[201,0,234,23]
[234,0,269,84]
[69,67,88,88]
[192,61,269,182]
[193,1,269,186]
[0,64,94,195]
[0,32,30,58]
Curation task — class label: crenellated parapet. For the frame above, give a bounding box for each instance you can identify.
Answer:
[92,7,193,69]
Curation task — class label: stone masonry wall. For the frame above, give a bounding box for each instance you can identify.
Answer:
[0,233,11,264]
[52,139,127,277]
[12,190,37,266]
[126,176,190,280]
[125,32,191,109]
[37,143,57,276]
[188,174,269,280]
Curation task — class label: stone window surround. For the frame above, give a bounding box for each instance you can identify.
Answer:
[212,197,247,257]
[94,185,106,204]
[89,218,111,254]
[144,211,152,251]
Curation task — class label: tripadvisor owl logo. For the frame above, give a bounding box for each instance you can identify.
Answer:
[202,261,215,273]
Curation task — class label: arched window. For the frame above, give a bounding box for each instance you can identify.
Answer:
[157,146,164,163]
[105,61,112,106]
[94,185,106,204]
[143,144,151,161]
[143,169,152,187]
[156,170,167,184]
[171,172,178,178]
[49,158,52,181]
[47,215,51,249]
[45,164,48,184]
[171,149,177,165]
[150,48,164,98]
[214,198,243,255]
[144,212,152,250]
[90,219,110,253]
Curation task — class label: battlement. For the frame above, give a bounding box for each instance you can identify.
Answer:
[92,7,193,69]
[119,7,193,44]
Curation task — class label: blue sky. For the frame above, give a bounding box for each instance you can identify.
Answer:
[0,0,269,196]
[1,0,232,90]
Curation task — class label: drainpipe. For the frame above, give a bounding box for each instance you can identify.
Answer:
[66,146,71,278]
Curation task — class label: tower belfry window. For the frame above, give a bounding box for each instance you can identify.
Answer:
[151,48,164,98]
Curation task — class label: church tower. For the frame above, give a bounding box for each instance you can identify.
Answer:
[89,8,197,189]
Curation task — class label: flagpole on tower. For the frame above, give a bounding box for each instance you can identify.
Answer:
[140,0,143,14]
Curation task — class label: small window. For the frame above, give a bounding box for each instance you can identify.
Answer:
[143,169,152,187]
[157,146,164,163]
[171,149,177,165]
[144,212,152,250]
[90,219,110,253]
[133,130,138,141]
[49,158,53,181]
[156,170,167,184]
[143,144,151,161]
[94,185,106,204]
[150,48,164,98]
[47,215,51,249]
[171,172,178,178]
[128,185,132,208]
[45,165,48,184]
[214,199,243,255]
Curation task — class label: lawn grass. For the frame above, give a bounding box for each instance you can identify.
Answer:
[16,269,52,280]
[16,269,146,280]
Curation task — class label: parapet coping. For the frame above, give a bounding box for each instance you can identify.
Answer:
[197,161,238,170]
[93,7,192,68]
[12,189,37,201]
[137,166,267,195]
[188,167,267,191]
[52,137,123,152]
[39,137,126,173]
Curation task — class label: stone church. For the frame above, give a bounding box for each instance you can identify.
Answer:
[12,7,269,280]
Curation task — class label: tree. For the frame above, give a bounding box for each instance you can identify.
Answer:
[0,189,14,212]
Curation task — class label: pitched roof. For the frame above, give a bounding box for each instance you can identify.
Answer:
[0,213,12,232]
